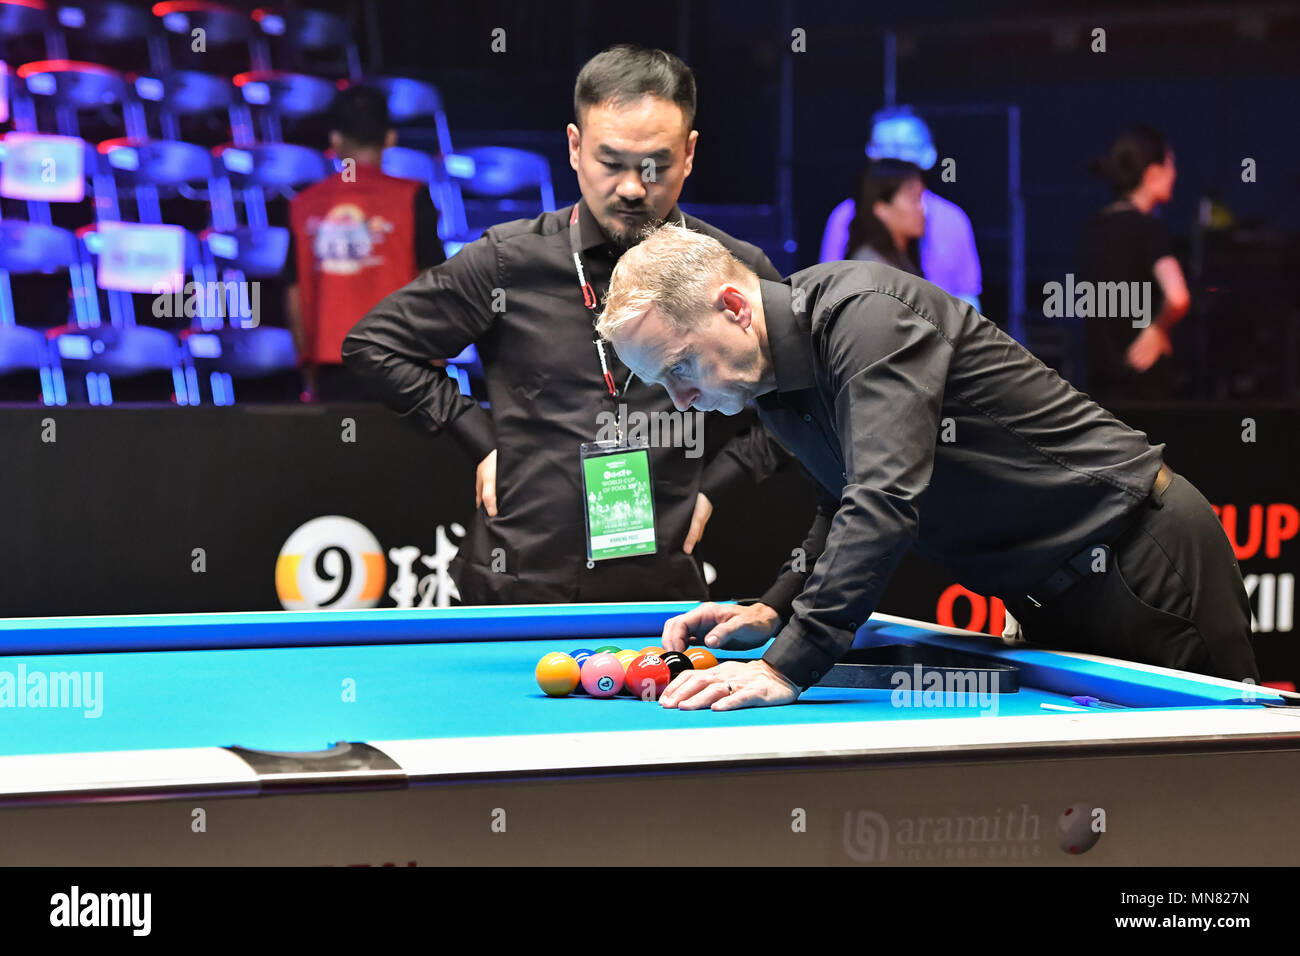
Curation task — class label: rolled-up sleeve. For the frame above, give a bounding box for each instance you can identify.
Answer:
[342,234,499,460]
[762,292,954,688]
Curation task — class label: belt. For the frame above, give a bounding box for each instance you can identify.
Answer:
[1023,463,1174,609]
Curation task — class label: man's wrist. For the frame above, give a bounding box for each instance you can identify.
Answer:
[754,658,799,693]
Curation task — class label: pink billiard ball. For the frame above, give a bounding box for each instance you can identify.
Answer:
[580,653,626,699]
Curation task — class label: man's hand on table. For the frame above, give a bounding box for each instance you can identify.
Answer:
[660,600,781,652]
[659,659,800,711]
[658,601,799,709]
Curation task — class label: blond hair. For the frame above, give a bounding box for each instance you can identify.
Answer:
[596,223,749,340]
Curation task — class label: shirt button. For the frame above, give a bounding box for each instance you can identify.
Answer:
[810,670,821,680]
[849,622,858,629]
[802,414,812,422]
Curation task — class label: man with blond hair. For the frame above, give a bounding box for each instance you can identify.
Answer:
[596,224,1258,711]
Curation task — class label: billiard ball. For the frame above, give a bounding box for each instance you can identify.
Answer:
[580,653,625,698]
[639,646,664,657]
[659,651,694,679]
[594,644,622,654]
[625,653,672,701]
[570,648,594,668]
[684,647,718,670]
[535,652,581,698]
[1057,802,1101,855]
[614,651,639,688]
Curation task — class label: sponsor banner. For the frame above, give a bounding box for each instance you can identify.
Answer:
[0,405,1294,683]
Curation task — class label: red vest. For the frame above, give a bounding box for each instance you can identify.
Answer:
[289,163,421,364]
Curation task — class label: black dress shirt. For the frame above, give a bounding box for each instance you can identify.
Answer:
[753,262,1164,688]
[343,201,788,604]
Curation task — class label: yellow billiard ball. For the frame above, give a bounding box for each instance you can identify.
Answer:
[535,652,581,697]
[615,650,639,672]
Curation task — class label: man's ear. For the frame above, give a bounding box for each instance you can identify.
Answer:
[719,283,751,329]
[566,123,582,173]
[329,130,342,154]
[385,129,398,149]
[681,128,699,179]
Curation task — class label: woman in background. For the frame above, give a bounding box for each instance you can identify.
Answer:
[1079,126,1190,401]
[844,159,927,276]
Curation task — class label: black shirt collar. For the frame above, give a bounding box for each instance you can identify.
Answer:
[758,278,817,394]
[576,200,686,255]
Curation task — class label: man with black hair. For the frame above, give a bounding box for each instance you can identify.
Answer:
[287,85,445,400]
[344,45,791,606]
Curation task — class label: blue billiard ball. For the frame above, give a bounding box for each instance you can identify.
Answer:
[570,650,595,692]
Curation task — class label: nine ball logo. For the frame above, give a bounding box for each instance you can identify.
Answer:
[597,675,616,693]
[276,516,387,610]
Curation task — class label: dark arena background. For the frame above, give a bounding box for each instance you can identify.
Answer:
[0,0,1299,889]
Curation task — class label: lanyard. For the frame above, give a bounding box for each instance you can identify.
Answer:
[568,200,683,397]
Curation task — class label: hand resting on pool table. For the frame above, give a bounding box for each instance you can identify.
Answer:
[659,659,801,711]
[659,601,800,710]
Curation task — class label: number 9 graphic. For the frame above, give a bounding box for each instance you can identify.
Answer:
[276,516,386,610]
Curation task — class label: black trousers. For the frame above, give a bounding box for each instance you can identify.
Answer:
[1005,472,1260,683]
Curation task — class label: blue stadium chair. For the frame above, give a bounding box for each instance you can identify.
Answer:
[151,1,260,72]
[233,69,336,144]
[13,59,145,138]
[382,145,436,183]
[253,7,361,81]
[198,225,286,332]
[358,76,450,146]
[0,219,94,328]
[47,322,189,404]
[450,145,555,244]
[96,136,216,226]
[0,0,60,61]
[212,141,330,230]
[133,69,252,147]
[382,145,466,244]
[78,222,205,329]
[0,323,62,404]
[52,0,167,75]
[181,323,298,404]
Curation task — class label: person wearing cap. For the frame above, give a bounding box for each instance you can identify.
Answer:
[594,224,1258,710]
[820,106,983,311]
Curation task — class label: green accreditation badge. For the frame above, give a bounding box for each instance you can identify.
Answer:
[579,440,657,564]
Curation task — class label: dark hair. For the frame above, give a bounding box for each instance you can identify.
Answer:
[574,44,696,129]
[1089,125,1169,197]
[334,85,391,147]
[845,159,924,274]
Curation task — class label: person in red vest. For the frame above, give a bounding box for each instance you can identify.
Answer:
[285,85,445,400]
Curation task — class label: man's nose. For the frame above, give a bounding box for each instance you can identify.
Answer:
[615,173,648,200]
[669,384,698,411]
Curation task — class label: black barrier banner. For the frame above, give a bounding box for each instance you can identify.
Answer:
[0,404,1295,684]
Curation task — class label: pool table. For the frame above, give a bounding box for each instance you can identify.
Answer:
[1,603,1297,866]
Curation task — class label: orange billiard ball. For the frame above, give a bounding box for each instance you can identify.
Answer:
[684,647,718,670]
[639,646,664,657]
[535,652,581,697]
